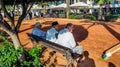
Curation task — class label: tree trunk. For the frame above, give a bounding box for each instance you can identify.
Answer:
[10,32,25,62]
[10,33,21,49]
[98,4,104,21]
[43,4,46,18]
[66,0,70,19]
[2,29,25,62]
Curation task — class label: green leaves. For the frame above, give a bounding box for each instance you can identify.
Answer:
[28,45,42,67]
[20,45,42,67]
[95,0,113,4]
[0,43,20,67]
[110,0,113,3]
[98,0,104,4]
[0,33,42,67]
[86,15,96,20]
[29,45,42,58]
[0,33,9,43]
[69,13,83,19]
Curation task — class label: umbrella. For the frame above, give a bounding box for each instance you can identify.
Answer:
[31,7,43,10]
[49,4,57,9]
[70,2,90,9]
[52,3,67,10]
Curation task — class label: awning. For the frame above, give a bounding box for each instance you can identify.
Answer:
[51,3,67,10]
[70,2,90,9]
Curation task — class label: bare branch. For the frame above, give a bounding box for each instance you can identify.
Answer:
[0,13,11,30]
[26,2,34,15]
[15,2,28,32]
[0,0,14,22]
[0,21,12,35]
[12,0,17,18]
[0,0,15,30]
[15,1,36,32]
[10,0,17,30]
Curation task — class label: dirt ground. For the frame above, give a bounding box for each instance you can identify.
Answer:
[18,18,120,67]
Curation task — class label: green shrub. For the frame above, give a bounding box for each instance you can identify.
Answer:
[69,13,83,19]
[86,15,96,20]
[0,33,43,67]
[69,14,76,19]
[59,14,65,18]
[27,45,42,66]
[118,14,120,18]
[0,33,23,67]
[20,45,42,67]
[105,15,118,21]
[75,15,83,19]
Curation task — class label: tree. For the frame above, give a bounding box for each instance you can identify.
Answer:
[0,0,60,61]
[0,0,38,62]
[0,0,36,50]
[66,0,70,19]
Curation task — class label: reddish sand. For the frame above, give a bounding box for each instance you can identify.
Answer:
[19,18,120,67]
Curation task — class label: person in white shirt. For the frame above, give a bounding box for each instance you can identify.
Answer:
[57,23,83,61]
[46,21,59,42]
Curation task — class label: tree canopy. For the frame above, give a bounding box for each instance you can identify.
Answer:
[0,0,61,49]
[94,0,113,4]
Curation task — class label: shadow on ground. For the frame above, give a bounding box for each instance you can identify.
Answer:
[108,62,116,67]
[42,24,88,42]
[19,25,34,33]
[77,51,96,67]
[102,23,120,41]
[41,24,88,66]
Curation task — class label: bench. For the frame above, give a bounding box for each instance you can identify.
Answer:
[26,33,75,67]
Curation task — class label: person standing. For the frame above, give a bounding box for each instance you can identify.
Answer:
[29,11,32,20]
[46,21,59,42]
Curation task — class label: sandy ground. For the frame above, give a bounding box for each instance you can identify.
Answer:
[18,18,120,67]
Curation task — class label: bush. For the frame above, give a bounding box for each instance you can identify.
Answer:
[21,45,42,67]
[75,15,83,19]
[0,33,23,67]
[69,14,76,19]
[59,14,65,18]
[0,33,43,67]
[105,15,118,21]
[86,15,96,20]
[69,13,83,19]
